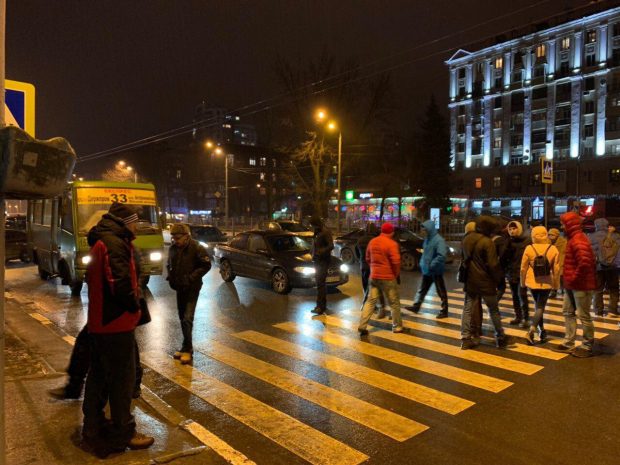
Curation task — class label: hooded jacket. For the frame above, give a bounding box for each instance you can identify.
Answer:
[501,220,532,284]
[419,220,447,276]
[367,232,401,280]
[461,215,504,295]
[548,228,567,274]
[520,226,560,290]
[86,214,141,334]
[560,212,597,290]
[588,218,620,270]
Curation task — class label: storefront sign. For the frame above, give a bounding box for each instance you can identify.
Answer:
[359,192,374,199]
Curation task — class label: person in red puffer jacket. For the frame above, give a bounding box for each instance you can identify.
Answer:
[554,212,597,357]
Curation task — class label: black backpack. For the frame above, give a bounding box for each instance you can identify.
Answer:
[531,245,552,278]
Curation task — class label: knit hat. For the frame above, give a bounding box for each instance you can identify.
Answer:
[108,202,139,225]
[464,221,476,233]
[381,223,394,234]
[548,228,561,238]
[170,223,190,236]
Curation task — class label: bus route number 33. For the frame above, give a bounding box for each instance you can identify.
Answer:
[110,193,128,203]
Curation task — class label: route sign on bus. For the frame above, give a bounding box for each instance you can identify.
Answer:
[4,79,36,136]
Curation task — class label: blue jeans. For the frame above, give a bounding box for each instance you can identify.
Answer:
[461,293,505,340]
[358,279,402,330]
[177,289,200,353]
[562,289,595,349]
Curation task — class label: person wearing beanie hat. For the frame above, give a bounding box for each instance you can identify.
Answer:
[501,220,532,328]
[167,224,211,363]
[588,218,620,316]
[82,202,154,452]
[548,228,567,298]
[358,223,404,335]
[310,217,334,314]
[464,221,476,234]
[520,226,560,345]
[554,212,597,357]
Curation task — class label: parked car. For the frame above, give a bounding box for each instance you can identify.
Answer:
[5,228,30,264]
[188,225,228,257]
[6,214,27,231]
[332,226,455,271]
[257,220,314,238]
[213,230,349,294]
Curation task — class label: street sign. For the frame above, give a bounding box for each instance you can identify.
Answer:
[4,79,36,136]
[541,159,553,184]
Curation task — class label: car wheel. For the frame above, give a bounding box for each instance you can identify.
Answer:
[70,280,83,296]
[219,259,236,282]
[340,247,354,264]
[401,252,418,271]
[271,268,291,294]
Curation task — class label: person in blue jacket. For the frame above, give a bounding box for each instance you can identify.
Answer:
[405,219,449,318]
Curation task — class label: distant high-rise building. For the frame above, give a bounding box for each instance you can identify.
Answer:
[193,102,257,146]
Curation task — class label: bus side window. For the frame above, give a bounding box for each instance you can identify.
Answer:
[43,200,53,227]
[61,196,74,233]
[32,200,43,225]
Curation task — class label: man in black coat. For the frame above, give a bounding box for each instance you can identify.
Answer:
[310,216,334,315]
[501,220,531,327]
[167,223,211,364]
[460,216,511,350]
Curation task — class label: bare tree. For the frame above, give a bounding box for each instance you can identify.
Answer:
[102,166,133,182]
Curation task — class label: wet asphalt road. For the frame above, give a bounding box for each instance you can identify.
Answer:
[5,260,620,465]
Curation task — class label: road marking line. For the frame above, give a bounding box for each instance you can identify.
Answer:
[274,320,512,393]
[62,335,76,346]
[233,330,474,415]
[194,340,427,441]
[341,310,566,361]
[141,351,368,465]
[29,312,52,325]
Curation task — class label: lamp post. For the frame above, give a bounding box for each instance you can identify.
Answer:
[127,165,138,183]
[315,109,343,232]
[214,147,228,225]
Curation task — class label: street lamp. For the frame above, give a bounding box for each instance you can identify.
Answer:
[213,146,228,225]
[127,165,138,183]
[315,109,343,232]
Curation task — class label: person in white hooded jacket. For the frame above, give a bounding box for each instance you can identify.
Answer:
[520,226,560,345]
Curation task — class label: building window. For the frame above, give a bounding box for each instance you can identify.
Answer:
[587,30,597,43]
[586,52,596,67]
[176,170,181,180]
[532,87,547,100]
[259,157,267,166]
[272,173,277,182]
[585,124,594,138]
[561,37,571,50]
[585,101,595,114]
[536,44,546,58]
[614,23,620,37]
[493,136,502,148]
[510,174,522,191]
[530,174,541,186]
[457,142,465,152]
[475,178,482,189]
[249,157,256,166]
[493,176,501,187]
[559,61,570,76]
[495,57,503,69]
[260,172,266,181]
[610,168,620,182]
[494,119,503,129]
[272,158,277,167]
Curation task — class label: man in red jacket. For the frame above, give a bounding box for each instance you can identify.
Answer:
[358,223,403,335]
[82,203,154,455]
[555,212,597,357]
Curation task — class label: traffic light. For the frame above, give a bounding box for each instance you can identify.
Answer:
[0,126,76,199]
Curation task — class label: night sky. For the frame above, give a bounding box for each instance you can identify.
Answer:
[7,0,587,160]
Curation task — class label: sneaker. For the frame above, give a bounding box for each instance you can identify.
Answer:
[495,335,512,348]
[173,351,183,360]
[571,347,594,358]
[49,384,83,400]
[552,343,574,353]
[311,307,326,315]
[509,318,522,326]
[404,304,420,314]
[127,432,154,450]
[460,339,478,350]
[525,329,536,346]
[436,312,448,319]
[392,326,404,333]
[539,330,548,343]
[180,352,193,364]
[358,328,369,336]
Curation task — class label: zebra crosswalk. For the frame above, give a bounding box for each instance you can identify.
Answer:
[139,286,619,465]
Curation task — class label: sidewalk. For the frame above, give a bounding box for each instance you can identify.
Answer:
[4,296,221,465]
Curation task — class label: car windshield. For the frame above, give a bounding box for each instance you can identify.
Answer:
[267,235,310,252]
[279,222,309,232]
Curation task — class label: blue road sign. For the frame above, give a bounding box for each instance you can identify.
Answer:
[4,80,35,136]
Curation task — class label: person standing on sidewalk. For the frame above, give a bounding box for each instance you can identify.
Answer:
[460,216,510,350]
[520,226,560,345]
[82,203,154,454]
[167,223,211,364]
[554,212,597,357]
[405,220,449,318]
[501,220,531,328]
[548,228,567,298]
[588,218,620,316]
[358,223,403,335]
[310,216,334,315]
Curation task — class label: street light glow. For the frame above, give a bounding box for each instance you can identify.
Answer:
[327,121,338,131]
[118,160,126,167]
[315,109,327,121]
[214,147,223,155]
[205,141,214,149]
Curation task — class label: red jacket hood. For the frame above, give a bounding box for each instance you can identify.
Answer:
[560,212,582,239]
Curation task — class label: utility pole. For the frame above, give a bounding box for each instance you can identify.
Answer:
[336,131,342,233]
[1,1,8,464]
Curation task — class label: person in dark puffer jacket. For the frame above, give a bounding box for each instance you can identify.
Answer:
[554,212,597,357]
[460,215,511,350]
[83,203,154,454]
[167,223,211,364]
[501,220,531,327]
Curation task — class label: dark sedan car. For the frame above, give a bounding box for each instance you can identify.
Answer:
[213,230,349,294]
[5,228,30,264]
[189,225,228,257]
[332,226,455,271]
[257,220,314,239]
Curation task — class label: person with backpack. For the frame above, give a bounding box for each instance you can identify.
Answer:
[548,228,567,298]
[520,226,560,345]
[554,212,597,357]
[501,220,531,328]
[588,218,620,316]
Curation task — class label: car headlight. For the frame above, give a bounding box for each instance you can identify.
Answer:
[81,255,92,265]
[448,246,455,254]
[340,264,349,273]
[199,241,210,248]
[294,266,316,275]
[149,251,163,262]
